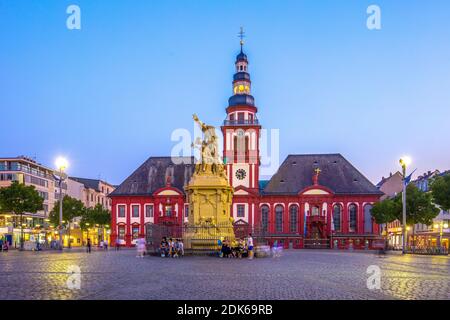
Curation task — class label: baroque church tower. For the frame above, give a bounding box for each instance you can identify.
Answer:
[221,29,261,191]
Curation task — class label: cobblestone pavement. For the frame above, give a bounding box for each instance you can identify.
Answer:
[0,249,448,300]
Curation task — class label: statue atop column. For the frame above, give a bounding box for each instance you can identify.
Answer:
[185,114,235,250]
[192,114,224,177]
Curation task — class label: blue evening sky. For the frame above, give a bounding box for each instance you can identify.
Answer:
[1,0,449,185]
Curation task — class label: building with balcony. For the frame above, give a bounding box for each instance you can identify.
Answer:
[0,156,57,247]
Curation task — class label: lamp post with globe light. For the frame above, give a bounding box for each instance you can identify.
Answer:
[399,156,412,254]
[55,157,68,250]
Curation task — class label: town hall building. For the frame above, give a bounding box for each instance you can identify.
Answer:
[109,44,383,250]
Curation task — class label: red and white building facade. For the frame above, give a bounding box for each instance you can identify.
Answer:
[109,46,384,249]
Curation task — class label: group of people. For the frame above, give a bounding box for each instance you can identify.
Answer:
[220,234,254,259]
[159,237,184,258]
[85,238,108,253]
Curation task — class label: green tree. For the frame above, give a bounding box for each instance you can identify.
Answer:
[0,181,43,250]
[399,184,440,227]
[372,198,400,225]
[372,184,440,247]
[80,204,111,241]
[49,195,85,248]
[395,184,440,246]
[430,174,450,211]
[49,195,85,228]
[372,198,400,249]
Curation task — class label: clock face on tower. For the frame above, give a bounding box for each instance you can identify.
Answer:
[235,168,247,180]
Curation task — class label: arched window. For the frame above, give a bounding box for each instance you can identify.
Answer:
[260,205,269,232]
[275,205,283,233]
[364,204,373,233]
[349,204,357,232]
[333,204,342,232]
[289,205,298,233]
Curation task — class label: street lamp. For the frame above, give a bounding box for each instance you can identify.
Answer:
[399,156,412,254]
[55,156,68,251]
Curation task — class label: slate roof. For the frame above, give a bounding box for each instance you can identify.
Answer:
[110,156,195,196]
[262,154,382,196]
[70,177,101,191]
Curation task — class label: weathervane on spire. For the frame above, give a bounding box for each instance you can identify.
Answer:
[238,27,245,51]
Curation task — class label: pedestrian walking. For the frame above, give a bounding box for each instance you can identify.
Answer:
[115,238,120,251]
[86,238,92,253]
[136,238,145,258]
[247,233,254,259]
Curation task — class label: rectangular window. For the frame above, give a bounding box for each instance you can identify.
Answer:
[132,226,139,240]
[118,226,125,239]
[238,112,245,124]
[165,206,172,217]
[132,205,139,218]
[145,205,153,218]
[118,205,125,218]
[237,204,245,218]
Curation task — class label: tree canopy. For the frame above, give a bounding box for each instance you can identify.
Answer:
[371,184,439,228]
[80,204,111,229]
[402,184,439,226]
[430,174,450,211]
[49,195,85,227]
[0,181,43,215]
[371,197,400,225]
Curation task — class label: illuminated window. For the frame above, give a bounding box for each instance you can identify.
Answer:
[118,225,125,239]
[132,226,139,239]
[239,85,244,93]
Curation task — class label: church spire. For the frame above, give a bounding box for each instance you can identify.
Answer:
[228,27,254,107]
